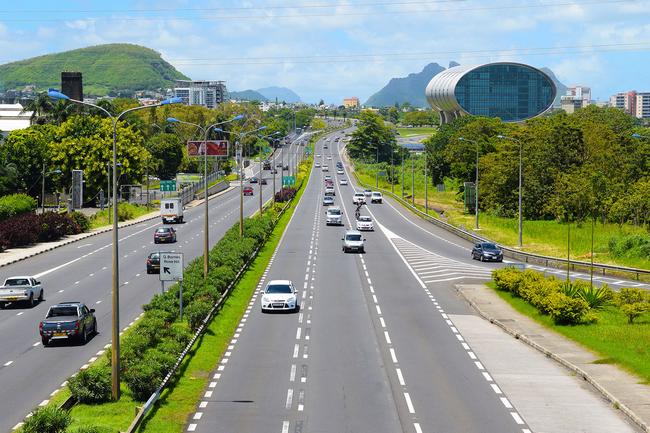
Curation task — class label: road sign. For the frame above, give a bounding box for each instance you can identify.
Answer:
[160,252,184,281]
[283,176,295,186]
[160,180,176,192]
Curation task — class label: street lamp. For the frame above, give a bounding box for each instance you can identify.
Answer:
[497,135,524,248]
[257,131,281,215]
[41,165,61,213]
[375,144,379,188]
[167,114,244,280]
[458,137,480,230]
[48,88,182,401]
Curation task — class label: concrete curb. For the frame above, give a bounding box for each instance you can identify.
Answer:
[0,186,237,270]
[455,285,650,433]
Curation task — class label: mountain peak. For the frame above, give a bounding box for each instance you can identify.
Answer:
[256,86,301,103]
[365,62,448,107]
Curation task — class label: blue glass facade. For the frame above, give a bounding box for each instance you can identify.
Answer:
[453,64,555,122]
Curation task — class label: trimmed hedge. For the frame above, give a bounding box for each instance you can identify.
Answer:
[0,212,82,251]
[114,206,282,401]
[0,193,37,221]
[67,365,111,404]
[491,268,616,325]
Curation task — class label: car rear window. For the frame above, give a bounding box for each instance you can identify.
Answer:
[359,216,371,221]
[47,306,78,318]
[346,234,362,241]
[156,228,169,233]
[5,278,29,286]
[266,284,293,294]
[328,209,341,215]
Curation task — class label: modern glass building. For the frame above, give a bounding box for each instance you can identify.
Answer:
[425,62,556,124]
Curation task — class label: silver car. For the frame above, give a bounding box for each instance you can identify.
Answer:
[323,196,335,206]
[326,206,343,225]
[342,230,366,253]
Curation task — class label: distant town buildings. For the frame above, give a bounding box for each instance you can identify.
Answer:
[635,92,650,119]
[343,97,360,108]
[174,80,228,109]
[560,85,592,114]
[0,103,32,136]
[609,91,637,116]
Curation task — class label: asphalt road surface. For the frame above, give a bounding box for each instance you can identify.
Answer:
[0,137,305,433]
[185,129,638,433]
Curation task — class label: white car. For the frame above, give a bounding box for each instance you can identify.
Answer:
[340,179,348,185]
[326,206,343,225]
[325,186,335,196]
[371,191,383,203]
[342,230,366,253]
[261,280,298,312]
[316,154,321,158]
[322,165,329,172]
[0,276,44,308]
[353,192,366,205]
[324,175,332,181]
[356,215,374,231]
[323,196,335,206]
[327,156,332,160]
[364,189,372,197]
[337,169,344,175]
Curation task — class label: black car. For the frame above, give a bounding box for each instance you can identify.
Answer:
[261,178,267,185]
[154,227,177,244]
[146,252,160,274]
[250,177,258,184]
[471,242,503,262]
[39,302,97,346]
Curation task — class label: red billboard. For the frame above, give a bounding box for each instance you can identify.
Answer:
[187,140,229,156]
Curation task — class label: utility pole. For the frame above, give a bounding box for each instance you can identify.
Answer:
[411,154,415,205]
[424,151,428,214]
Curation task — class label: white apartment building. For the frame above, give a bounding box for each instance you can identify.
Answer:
[174,80,228,109]
[560,85,591,114]
[635,92,650,119]
[609,91,636,116]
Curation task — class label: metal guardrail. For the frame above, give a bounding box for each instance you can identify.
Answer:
[349,165,650,282]
[125,177,305,433]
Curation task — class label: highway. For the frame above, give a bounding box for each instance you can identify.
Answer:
[186,129,639,433]
[0,137,305,433]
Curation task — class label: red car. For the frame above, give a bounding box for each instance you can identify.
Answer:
[243,186,254,196]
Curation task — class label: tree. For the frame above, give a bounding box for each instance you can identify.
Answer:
[348,110,396,163]
[22,92,54,125]
[0,163,19,196]
[48,115,149,200]
[145,133,184,180]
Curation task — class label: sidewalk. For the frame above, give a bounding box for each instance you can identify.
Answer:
[0,186,235,269]
[457,283,650,432]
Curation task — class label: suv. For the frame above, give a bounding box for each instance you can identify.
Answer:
[146,252,160,274]
[154,227,176,244]
[326,206,343,226]
[342,230,366,253]
[353,192,366,205]
[371,192,383,204]
[39,302,97,346]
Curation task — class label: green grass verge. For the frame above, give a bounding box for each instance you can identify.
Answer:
[353,161,650,270]
[396,127,437,137]
[89,203,155,230]
[488,282,650,383]
[60,153,312,433]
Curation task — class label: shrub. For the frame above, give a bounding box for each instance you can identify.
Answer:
[124,348,176,401]
[69,211,91,232]
[274,187,297,202]
[67,364,111,404]
[608,234,650,260]
[71,426,113,433]
[615,287,649,323]
[21,406,70,433]
[546,292,590,325]
[492,268,522,294]
[0,213,40,247]
[185,299,212,332]
[38,212,81,241]
[578,284,614,310]
[0,193,37,221]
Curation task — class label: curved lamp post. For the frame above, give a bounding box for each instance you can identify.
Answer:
[166,115,244,280]
[48,89,182,401]
[256,131,281,215]
[497,135,524,248]
[458,137,480,230]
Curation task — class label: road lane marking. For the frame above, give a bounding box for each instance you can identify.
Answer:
[4,361,13,366]
[285,388,293,409]
[404,392,415,413]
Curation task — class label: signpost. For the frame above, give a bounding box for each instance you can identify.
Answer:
[160,180,176,192]
[282,176,296,186]
[160,252,184,318]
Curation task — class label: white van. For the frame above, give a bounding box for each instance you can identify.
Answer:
[161,198,184,223]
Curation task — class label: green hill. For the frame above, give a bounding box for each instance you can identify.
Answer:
[0,43,190,96]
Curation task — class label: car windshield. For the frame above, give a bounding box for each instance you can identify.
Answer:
[482,243,499,250]
[156,228,170,233]
[328,209,341,215]
[355,193,364,197]
[346,234,362,241]
[5,278,29,286]
[266,284,293,294]
[372,192,381,196]
[47,306,78,318]
[359,216,371,222]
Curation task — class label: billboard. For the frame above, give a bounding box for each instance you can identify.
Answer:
[187,140,229,157]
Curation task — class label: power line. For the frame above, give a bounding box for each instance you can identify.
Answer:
[0,0,634,22]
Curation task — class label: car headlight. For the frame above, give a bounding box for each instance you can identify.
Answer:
[262,295,271,304]
[287,296,296,304]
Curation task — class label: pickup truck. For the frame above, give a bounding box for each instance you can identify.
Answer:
[0,276,43,308]
[39,302,97,346]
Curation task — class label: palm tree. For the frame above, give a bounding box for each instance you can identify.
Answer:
[21,92,54,125]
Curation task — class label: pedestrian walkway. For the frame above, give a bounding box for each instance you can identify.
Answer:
[457,284,650,433]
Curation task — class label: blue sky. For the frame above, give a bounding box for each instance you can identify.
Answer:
[1,0,649,104]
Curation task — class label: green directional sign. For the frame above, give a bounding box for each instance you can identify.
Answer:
[160,180,176,192]
[282,176,296,186]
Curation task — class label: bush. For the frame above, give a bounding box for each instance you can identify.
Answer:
[492,267,522,293]
[609,234,650,260]
[71,426,114,433]
[185,299,212,332]
[69,211,91,232]
[578,284,614,310]
[274,187,297,202]
[0,193,37,221]
[546,291,591,325]
[615,287,649,323]
[21,406,71,433]
[67,364,112,404]
[124,348,176,401]
[38,212,81,241]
